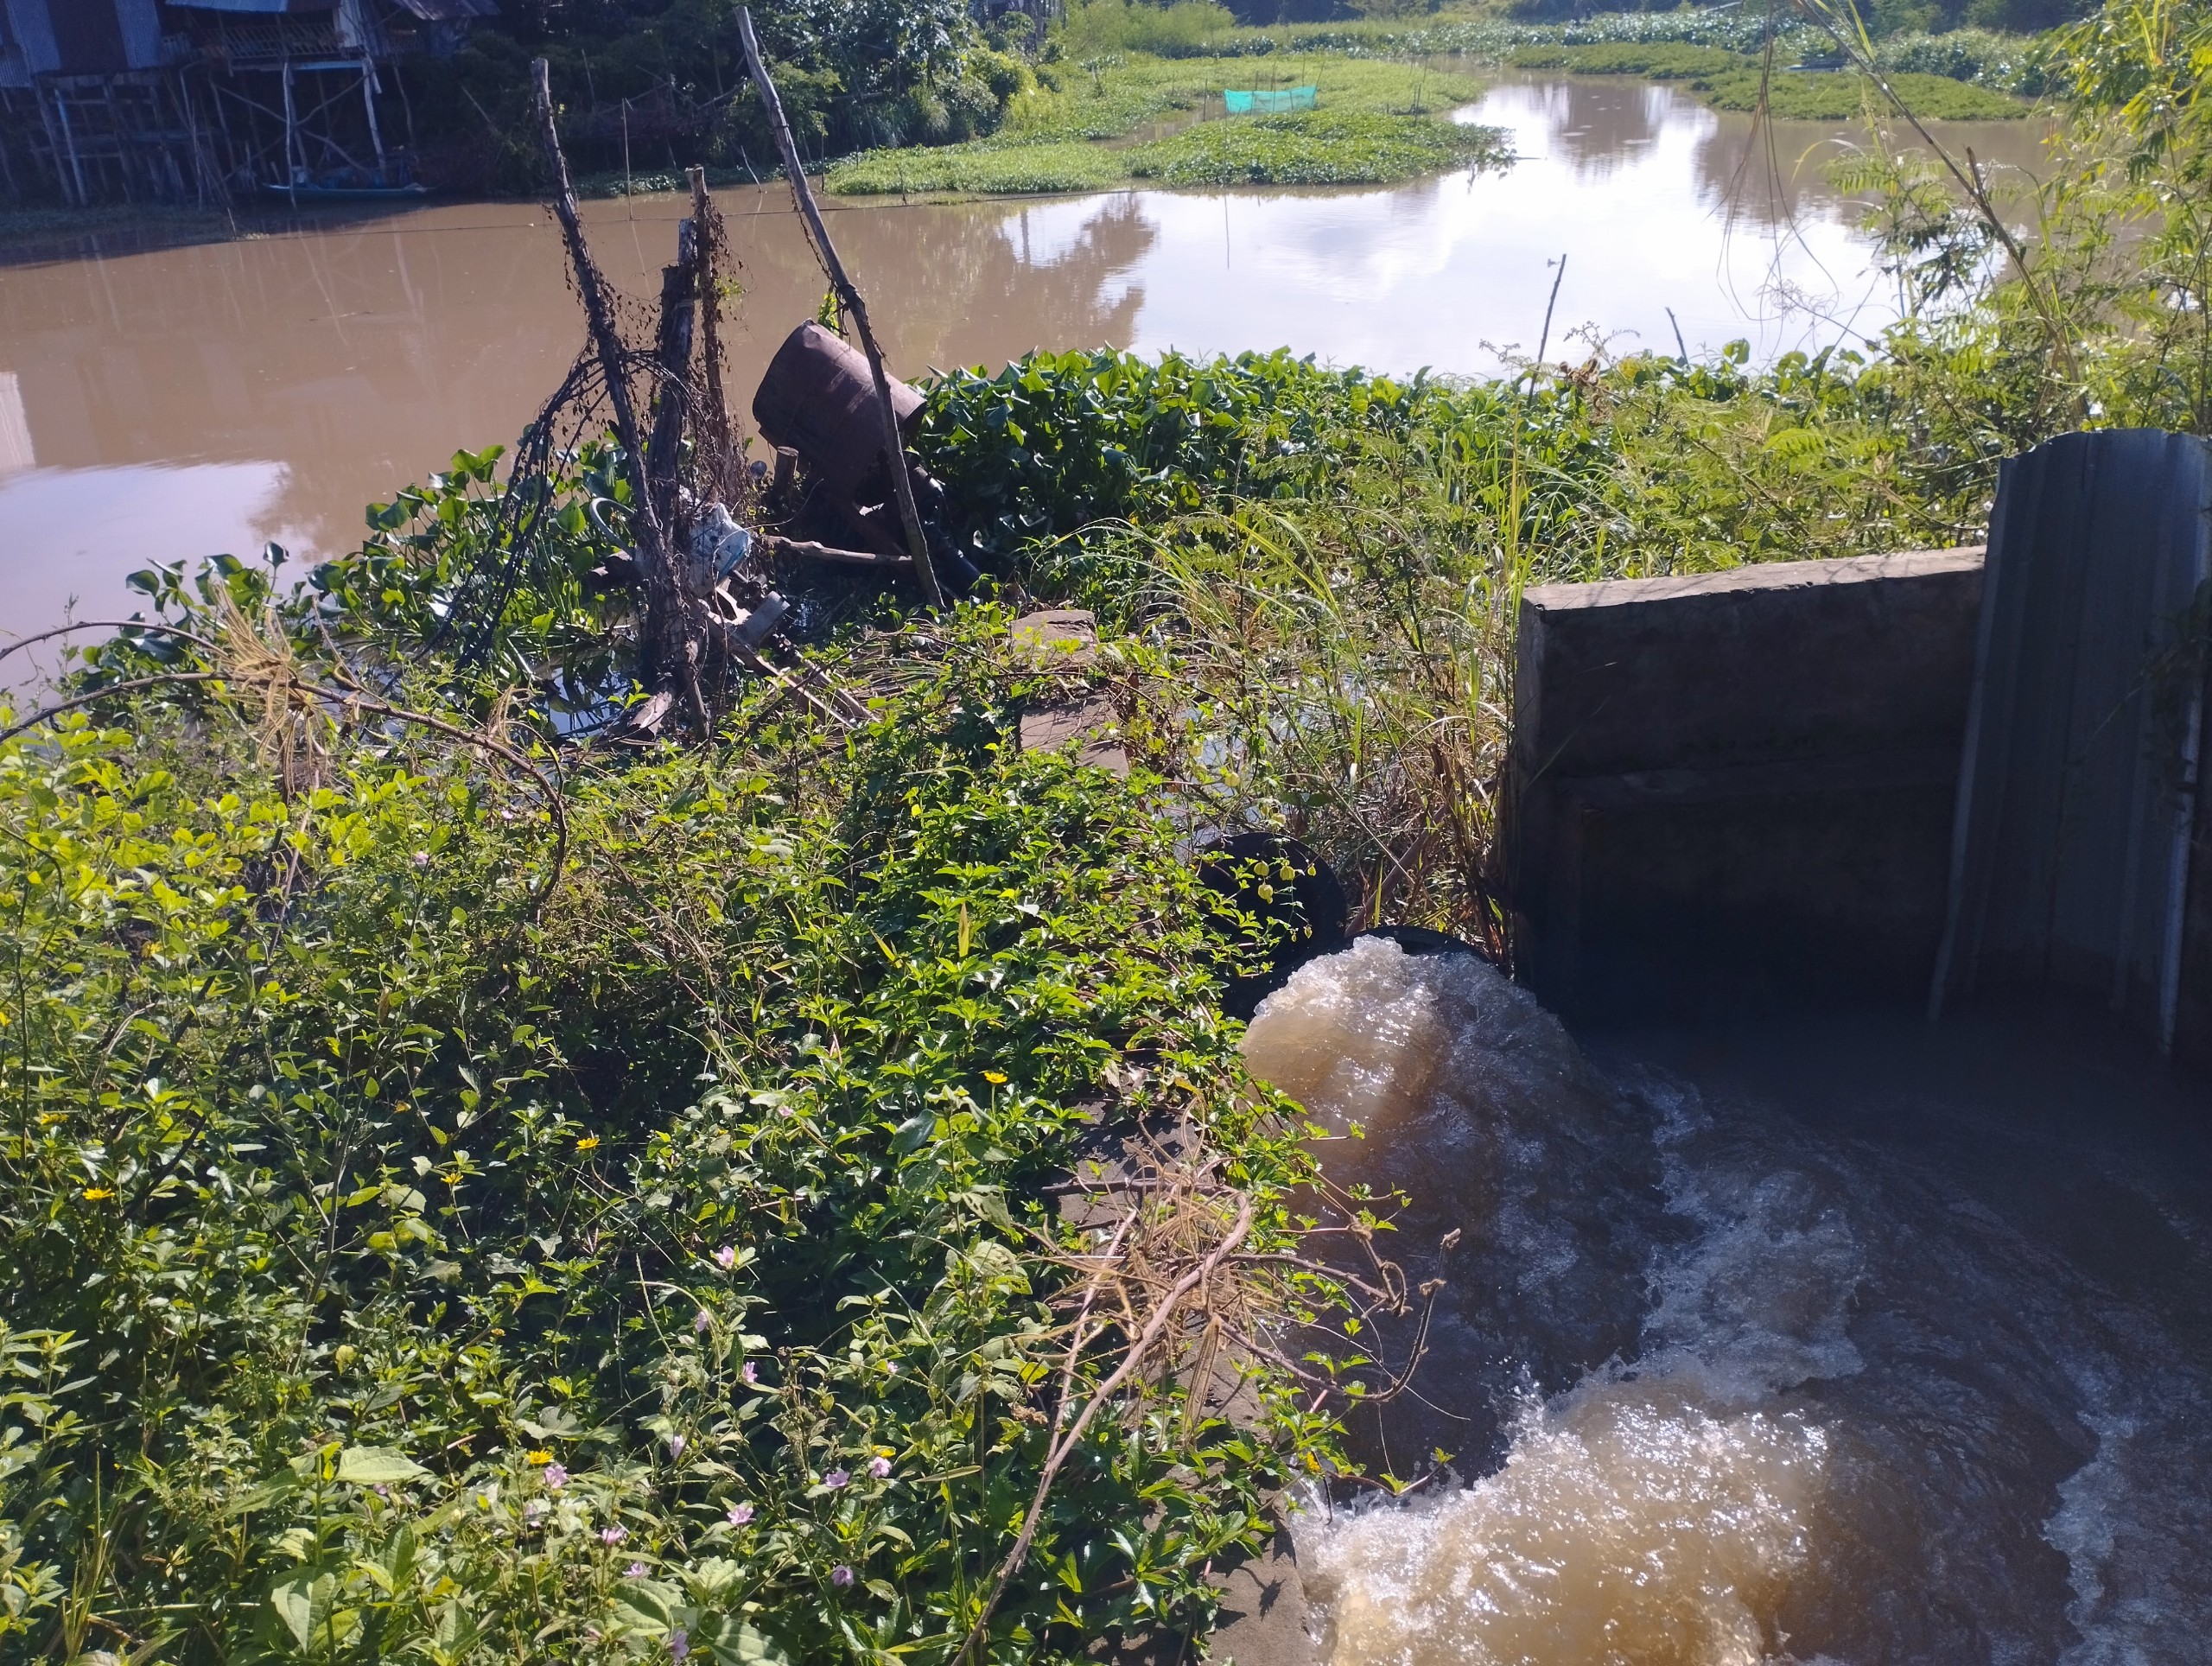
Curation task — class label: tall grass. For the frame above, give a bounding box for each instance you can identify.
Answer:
[919,342,1965,940]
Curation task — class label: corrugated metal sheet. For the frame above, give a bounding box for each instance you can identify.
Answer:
[1930,429,2212,1049]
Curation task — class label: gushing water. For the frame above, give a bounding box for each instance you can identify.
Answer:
[1240,937,2212,1665]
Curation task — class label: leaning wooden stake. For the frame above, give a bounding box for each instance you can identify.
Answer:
[530,58,704,718]
[734,9,945,612]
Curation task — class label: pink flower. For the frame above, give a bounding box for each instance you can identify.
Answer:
[823,1469,849,1490]
[831,1564,855,1588]
[667,1434,686,1459]
[543,1464,569,1490]
[715,1245,736,1270]
[693,1309,711,1334]
[626,1561,648,1578]
[727,1503,753,1526]
[670,1631,690,1662]
[742,1360,759,1386]
[601,1525,627,1546]
[868,1456,892,1478]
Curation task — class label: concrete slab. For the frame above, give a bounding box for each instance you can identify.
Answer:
[1510,548,1986,1020]
[1012,607,1102,669]
[1012,609,1128,774]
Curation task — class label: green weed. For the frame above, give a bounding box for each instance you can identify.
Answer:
[1508,41,2031,118]
[1129,109,1508,187]
[829,53,1494,196]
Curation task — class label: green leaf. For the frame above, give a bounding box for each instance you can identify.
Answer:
[335,1446,428,1485]
[268,1573,318,1649]
[612,1578,683,1634]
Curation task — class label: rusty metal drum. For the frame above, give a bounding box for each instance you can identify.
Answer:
[750,321,924,499]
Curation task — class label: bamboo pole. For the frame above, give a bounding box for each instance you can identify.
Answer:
[734,8,944,612]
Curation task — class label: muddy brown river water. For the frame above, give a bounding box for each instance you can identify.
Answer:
[0,72,2045,658]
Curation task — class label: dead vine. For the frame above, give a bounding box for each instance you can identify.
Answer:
[956,1111,1446,1663]
[0,614,572,905]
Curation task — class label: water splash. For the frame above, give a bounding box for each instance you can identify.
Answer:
[1243,939,2212,1665]
[1300,1387,1826,1666]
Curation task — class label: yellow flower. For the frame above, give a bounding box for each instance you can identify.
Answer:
[575,1135,601,1152]
[982,1071,1007,1085]
[527,1449,554,1466]
[81,1186,114,1200]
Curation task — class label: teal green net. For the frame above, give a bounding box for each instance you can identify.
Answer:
[1223,86,1317,113]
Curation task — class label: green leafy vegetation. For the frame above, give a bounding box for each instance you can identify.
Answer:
[1505,41,1751,78]
[1129,106,1505,185]
[1508,41,2031,118]
[833,105,1505,194]
[384,0,1039,196]
[1700,65,2027,118]
[829,52,1497,195]
[0,584,1348,1662]
[827,140,1131,196]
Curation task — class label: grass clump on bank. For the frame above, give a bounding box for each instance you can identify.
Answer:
[830,139,1128,196]
[829,52,1497,196]
[1700,67,2028,118]
[834,107,1508,195]
[1131,108,1507,187]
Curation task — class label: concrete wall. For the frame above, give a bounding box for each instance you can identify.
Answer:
[1509,548,1986,1022]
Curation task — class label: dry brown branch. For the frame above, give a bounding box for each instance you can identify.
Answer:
[0,620,220,669]
[958,1192,1257,1665]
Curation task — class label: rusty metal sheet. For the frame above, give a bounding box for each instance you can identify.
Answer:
[1931,429,2212,1050]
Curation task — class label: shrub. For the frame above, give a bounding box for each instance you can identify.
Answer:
[0,600,1342,1663]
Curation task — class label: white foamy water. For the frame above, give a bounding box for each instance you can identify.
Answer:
[1241,938,2212,1666]
[1304,1389,1827,1666]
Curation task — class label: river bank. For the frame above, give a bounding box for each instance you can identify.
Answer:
[3,3,2204,1659]
[0,72,2051,668]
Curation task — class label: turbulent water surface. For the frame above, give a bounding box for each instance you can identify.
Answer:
[1240,937,2212,1665]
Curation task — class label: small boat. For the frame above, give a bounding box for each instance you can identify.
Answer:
[264,180,432,202]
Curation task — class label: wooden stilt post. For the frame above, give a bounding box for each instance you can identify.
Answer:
[735,8,944,612]
[51,86,89,207]
[282,59,299,204]
[359,58,385,178]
